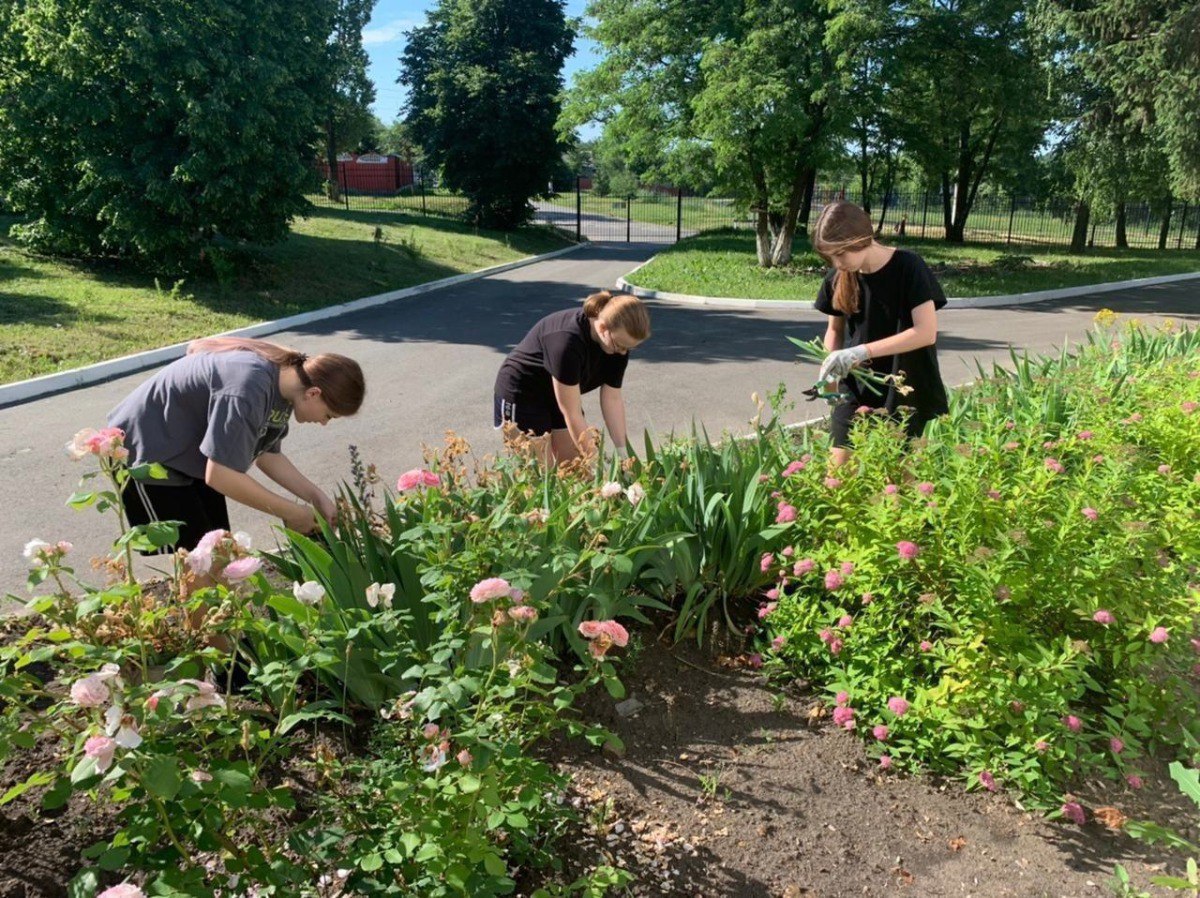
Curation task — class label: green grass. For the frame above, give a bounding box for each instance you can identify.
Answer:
[628,228,1200,300]
[547,191,740,230]
[0,207,570,385]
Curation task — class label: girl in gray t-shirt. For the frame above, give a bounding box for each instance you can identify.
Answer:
[108,337,365,550]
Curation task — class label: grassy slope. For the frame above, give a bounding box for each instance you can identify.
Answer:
[0,208,569,384]
[629,229,1200,301]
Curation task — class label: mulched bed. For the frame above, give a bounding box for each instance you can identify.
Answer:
[537,634,1195,897]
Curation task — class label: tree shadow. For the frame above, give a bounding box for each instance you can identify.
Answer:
[0,292,97,327]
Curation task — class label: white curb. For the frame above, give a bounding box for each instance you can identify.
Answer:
[0,242,585,408]
[617,264,1200,311]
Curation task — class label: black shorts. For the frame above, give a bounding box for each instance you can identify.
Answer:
[121,477,231,552]
[829,400,932,449]
[493,394,566,436]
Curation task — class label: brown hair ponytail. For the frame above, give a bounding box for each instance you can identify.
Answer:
[812,201,876,315]
[187,337,365,416]
[582,290,651,340]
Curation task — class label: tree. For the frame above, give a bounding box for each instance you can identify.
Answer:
[564,0,844,267]
[378,120,425,166]
[887,0,1049,242]
[0,0,334,269]
[322,0,378,201]
[399,0,575,229]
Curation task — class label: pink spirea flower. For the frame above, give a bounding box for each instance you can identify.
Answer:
[775,504,797,524]
[1092,609,1115,625]
[840,561,855,576]
[771,635,787,651]
[838,615,853,629]
[1063,715,1082,733]
[793,558,815,576]
[1158,464,1172,475]
[1127,413,1143,423]
[995,586,1011,601]
[819,628,834,645]
[1035,740,1050,753]
[760,553,774,573]
[872,724,889,741]
[97,885,145,898]
[879,755,892,770]
[758,602,777,620]
[470,577,511,604]
[1182,401,1197,414]
[835,691,850,705]
[1149,626,1169,644]
[221,556,261,582]
[1126,774,1143,790]
[916,481,934,496]
[782,546,794,557]
[1081,507,1098,521]
[919,640,933,652]
[860,592,874,606]
[896,541,920,560]
[1002,441,1020,451]
[883,483,899,495]
[887,697,910,717]
[71,675,112,708]
[782,460,806,477]
[1077,430,1094,440]
[1110,737,1124,754]
[84,735,117,773]
[979,770,997,792]
[765,587,779,601]
[1061,801,1086,826]
[1044,457,1064,474]
[397,468,440,491]
[1010,701,1025,713]
[824,477,842,490]
[1092,454,1105,464]
[828,638,843,655]
[831,706,855,729]
[824,570,843,591]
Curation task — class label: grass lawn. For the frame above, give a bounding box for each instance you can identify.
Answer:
[548,191,740,230]
[628,228,1200,300]
[0,207,570,385]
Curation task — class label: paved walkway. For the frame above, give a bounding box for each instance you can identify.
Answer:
[2,239,1197,598]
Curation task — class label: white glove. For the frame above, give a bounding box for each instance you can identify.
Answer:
[818,344,871,384]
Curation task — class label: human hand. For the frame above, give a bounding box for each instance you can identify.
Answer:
[282,502,317,534]
[817,344,870,384]
[312,490,338,526]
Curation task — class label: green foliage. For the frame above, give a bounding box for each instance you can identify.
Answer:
[399,0,575,228]
[0,0,335,270]
[759,317,1200,807]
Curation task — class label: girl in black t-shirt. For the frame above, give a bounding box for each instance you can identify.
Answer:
[811,201,949,466]
[494,291,651,464]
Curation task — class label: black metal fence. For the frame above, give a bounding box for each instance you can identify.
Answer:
[310,168,1200,251]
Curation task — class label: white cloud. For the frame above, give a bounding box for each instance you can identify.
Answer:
[362,18,418,46]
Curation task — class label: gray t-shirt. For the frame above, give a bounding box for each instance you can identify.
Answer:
[108,351,292,486]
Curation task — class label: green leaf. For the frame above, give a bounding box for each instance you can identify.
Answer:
[483,852,507,877]
[359,852,383,872]
[0,771,53,805]
[142,755,182,800]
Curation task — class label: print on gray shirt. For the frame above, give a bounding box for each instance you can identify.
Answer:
[108,351,292,486]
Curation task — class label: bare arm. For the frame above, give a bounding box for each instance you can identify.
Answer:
[255,452,336,524]
[824,315,845,352]
[862,300,939,360]
[205,459,316,533]
[551,379,595,456]
[598,385,628,452]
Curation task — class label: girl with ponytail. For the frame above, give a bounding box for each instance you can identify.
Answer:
[107,336,365,549]
[811,201,949,465]
[494,290,651,464]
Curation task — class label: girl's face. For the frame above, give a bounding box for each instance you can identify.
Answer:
[293,387,338,425]
[828,246,871,272]
[596,319,643,356]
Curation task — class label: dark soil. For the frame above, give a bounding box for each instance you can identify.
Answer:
[539,636,1195,898]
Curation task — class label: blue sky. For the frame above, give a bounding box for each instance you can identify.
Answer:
[363,0,603,136]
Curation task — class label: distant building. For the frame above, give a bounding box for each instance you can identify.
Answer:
[317,153,415,195]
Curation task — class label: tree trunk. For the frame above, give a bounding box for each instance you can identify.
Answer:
[941,171,954,240]
[1114,201,1128,249]
[1069,199,1090,254]
[325,117,341,202]
[858,133,871,213]
[1156,196,1173,250]
[796,167,817,237]
[875,157,896,235]
[770,163,812,267]
[752,169,772,267]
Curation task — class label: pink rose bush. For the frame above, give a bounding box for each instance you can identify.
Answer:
[397,468,441,492]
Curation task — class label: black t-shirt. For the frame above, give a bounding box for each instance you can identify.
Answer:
[494,308,629,409]
[814,248,949,418]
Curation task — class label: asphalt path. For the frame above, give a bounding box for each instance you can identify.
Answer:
[2,238,1197,601]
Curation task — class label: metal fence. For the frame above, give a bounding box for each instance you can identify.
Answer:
[309,167,1200,251]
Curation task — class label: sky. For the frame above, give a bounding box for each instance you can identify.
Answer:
[362,0,603,137]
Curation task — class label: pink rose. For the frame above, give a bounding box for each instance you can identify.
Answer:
[457,749,473,767]
[70,675,111,708]
[470,577,511,603]
[84,735,117,773]
[397,468,439,491]
[221,556,261,582]
[508,605,538,624]
[97,885,145,898]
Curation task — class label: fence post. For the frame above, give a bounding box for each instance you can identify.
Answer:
[626,195,631,243]
[342,163,350,211]
[1007,193,1016,245]
[675,186,683,243]
[420,168,427,216]
[575,176,582,242]
[920,189,929,238]
[1177,201,1189,249]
